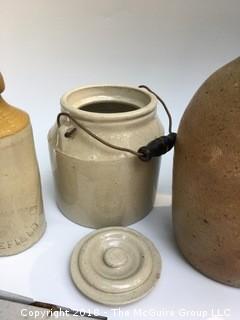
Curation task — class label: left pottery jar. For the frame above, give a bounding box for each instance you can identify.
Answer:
[0,73,46,256]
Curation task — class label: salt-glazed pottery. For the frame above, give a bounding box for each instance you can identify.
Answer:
[48,85,164,228]
[0,73,46,256]
[172,57,240,287]
[70,227,161,305]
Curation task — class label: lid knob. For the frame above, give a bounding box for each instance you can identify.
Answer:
[0,73,5,94]
[103,247,128,268]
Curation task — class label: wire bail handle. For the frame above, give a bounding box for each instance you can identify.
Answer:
[57,85,177,161]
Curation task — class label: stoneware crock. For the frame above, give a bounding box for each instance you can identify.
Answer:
[48,85,164,228]
[0,73,46,256]
[172,57,240,287]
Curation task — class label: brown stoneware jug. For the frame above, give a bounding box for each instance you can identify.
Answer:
[172,57,240,287]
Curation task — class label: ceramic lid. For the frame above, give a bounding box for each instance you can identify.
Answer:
[70,227,161,306]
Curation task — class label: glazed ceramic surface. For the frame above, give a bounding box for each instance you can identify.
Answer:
[48,85,164,228]
[0,73,46,256]
[70,227,161,305]
[172,57,240,287]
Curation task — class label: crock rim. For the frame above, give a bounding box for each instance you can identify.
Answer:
[60,84,157,123]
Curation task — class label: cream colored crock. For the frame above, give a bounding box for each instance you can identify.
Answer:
[48,85,164,228]
[0,73,46,256]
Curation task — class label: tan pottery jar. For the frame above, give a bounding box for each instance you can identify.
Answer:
[0,73,46,256]
[172,57,240,287]
[48,85,165,228]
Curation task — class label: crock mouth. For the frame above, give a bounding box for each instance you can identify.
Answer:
[60,85,157,122]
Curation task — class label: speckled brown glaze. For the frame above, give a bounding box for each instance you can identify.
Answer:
[172,57,240,287]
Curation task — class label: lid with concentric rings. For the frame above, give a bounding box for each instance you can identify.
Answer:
[70,227,161,306]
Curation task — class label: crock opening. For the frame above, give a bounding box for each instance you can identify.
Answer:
[79,101,139,114]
